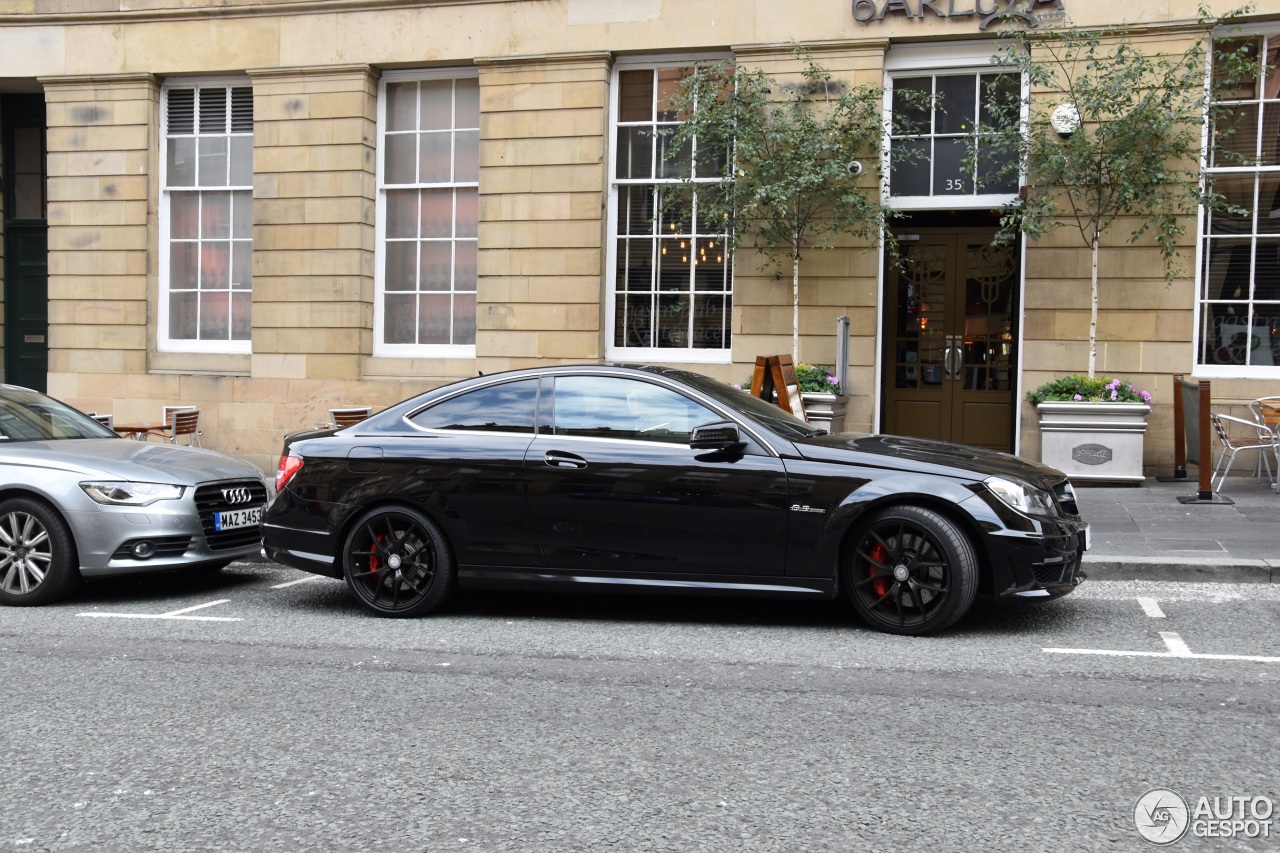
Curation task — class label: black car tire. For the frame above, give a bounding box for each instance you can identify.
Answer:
[844,504,978,636]
[342,505,455,618]
[0,497,83,607]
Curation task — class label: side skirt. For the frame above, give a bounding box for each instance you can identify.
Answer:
[458,568,836,599]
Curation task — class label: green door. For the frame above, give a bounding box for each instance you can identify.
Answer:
[3,224,48,391]
[2,94,48,392]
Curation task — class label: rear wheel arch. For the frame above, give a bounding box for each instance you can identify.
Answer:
[333,496,455,562]
[339,502,457,618]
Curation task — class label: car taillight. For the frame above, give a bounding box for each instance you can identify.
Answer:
[276,453,304,492]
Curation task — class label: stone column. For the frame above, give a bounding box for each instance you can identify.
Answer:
[474,52,610,373]
[40,73,156,408]
[246,65,378,383]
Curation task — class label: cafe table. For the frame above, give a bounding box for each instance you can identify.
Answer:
[112,422,161,440]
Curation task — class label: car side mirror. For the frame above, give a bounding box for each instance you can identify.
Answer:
[689,421,743,451]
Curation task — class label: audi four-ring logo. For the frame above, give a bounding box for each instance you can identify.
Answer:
[222,487,253,504]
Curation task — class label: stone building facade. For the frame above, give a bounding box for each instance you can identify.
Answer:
[0,0,1276,474]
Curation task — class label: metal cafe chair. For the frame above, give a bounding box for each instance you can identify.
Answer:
[1209,412,1276,492]
[317,406,372,429]
[1248,396,1280,489]
[1249,396,1280,437]
[144,406,203,447]
[87,412,114,429]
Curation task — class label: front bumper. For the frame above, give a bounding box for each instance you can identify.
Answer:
[71,478,267,577]
[993,519,1089,599]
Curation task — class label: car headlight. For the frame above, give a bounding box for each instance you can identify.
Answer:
[985,476,1058,517]
[80,481,185,507]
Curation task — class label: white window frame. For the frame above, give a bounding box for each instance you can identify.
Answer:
[883,43,1024,211]
[605,53,734,365]
[1195,21,1280,379]
[158,76,254,355]
[374,67,480,359]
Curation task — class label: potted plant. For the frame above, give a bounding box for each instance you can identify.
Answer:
[795,363,846,433]
[1028,374,1153,482]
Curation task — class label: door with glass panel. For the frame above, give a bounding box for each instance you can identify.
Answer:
[883,230,1018,451]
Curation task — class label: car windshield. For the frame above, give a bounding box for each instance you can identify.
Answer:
[672,371,823,441]
[0,388,119,442]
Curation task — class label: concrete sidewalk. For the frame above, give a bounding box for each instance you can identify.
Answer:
[1075,475,1280,584]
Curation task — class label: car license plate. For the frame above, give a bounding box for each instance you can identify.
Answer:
[1081,524,1091,551]
[215,506,263,531]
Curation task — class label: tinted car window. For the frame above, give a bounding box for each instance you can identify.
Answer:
[676,370,821,440]
[552,376,717,444]
[409,379,537,433]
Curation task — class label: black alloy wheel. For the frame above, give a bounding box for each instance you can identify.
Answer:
[0,497,82,606]
[342,506,454,618]
[844,504,978,636]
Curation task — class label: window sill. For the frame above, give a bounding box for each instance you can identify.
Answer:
[149,350,250,375]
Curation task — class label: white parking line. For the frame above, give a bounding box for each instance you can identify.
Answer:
[78,599,242,622]
[1137,597,1166,618]
[1044,631,1280,663]
[1159,631,1193,657]
[271,576,325,589]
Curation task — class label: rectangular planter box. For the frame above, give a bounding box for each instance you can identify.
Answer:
[802,392,847,434]
[1037,401,1151,482]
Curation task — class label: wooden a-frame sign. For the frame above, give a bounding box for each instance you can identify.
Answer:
[751,354,806,420]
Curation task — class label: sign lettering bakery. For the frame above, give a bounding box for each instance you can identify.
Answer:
[852,0,1065,29]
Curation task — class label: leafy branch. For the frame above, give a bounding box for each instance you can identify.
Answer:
[661,47,924,363]
[972,6,1255,376]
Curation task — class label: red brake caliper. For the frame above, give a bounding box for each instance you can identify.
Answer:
[369,533,385,579]
[869,542,890,598]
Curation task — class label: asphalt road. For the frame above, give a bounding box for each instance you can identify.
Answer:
[2,562,1279,852]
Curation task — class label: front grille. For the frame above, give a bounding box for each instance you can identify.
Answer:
[111,536,193,561]
[195,480,269,551]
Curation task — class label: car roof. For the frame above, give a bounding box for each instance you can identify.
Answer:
[361,364,729,430]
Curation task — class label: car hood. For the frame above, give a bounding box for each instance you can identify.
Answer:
[793,433,1069,487]
[0,438,264,486]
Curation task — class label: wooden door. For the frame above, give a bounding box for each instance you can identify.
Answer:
[883,230,1018,452]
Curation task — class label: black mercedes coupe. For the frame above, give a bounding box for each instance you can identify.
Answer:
[262,365,1088,635]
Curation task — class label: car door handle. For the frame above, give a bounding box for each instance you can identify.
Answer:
[544,451,587,469]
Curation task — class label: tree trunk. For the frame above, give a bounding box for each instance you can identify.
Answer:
[792,255,801,363]
[1088,229,1099,378]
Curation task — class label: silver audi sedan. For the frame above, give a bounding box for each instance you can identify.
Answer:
[0,385,269,606]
